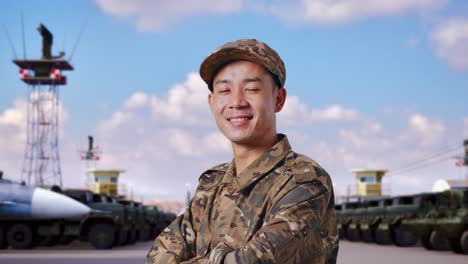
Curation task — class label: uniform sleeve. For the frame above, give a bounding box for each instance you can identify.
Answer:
[146,207,197,264]
[146,168,223,264]
[207,180,334,264]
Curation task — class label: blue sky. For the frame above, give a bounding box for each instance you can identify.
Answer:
[1,0,467,202]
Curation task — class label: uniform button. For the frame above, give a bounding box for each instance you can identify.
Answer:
[226,184,235,194]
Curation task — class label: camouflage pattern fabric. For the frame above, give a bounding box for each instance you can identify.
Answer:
[199,39,286,91]
[146,134,338,263]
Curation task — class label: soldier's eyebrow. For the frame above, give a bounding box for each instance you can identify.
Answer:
[214,79,230,85]
[214,77,262,86]
[243,77,261,84]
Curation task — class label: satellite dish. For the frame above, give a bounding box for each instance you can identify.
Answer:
[432,179,450,192]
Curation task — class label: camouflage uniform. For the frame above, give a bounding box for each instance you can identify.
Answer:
[146,134,338,263]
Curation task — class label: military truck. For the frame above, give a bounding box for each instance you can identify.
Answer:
[144,205,162,239]
[336,202,358,241]
[116,199,139,245]
[336,188,468,254]
[384,194,430,247]
[358,199,380,243]
[404,189,468,254]
[60,188,130,249]
[346,202,367,242]
[335,204,345,239]
[133,202,151,241]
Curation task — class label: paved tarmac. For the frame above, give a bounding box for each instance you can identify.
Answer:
[0,240,466,264]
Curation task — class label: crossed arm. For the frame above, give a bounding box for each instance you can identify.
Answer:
[146,182,332,264]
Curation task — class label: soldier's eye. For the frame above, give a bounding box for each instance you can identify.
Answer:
[218,88,230,94]
[245,88,259,92]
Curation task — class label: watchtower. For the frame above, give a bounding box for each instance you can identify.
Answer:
[13,24,73,186]
[88,169,125,196]
[351,169,387,197]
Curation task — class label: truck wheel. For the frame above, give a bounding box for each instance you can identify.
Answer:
[374,229,392,245]
[459,229,468,254]
[392,225,418,247]
[6,224,35,249]
[347,228,360,242]
[88,223,115,249]
[421,231,433,250]
[422,230,449,251]
[338,226,346,240]
[361,229,373,243]
[0,226,7,249]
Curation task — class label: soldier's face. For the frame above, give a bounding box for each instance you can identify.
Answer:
[208,60,286,146]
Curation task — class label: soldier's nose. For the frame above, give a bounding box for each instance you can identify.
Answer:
[228,90,248,109]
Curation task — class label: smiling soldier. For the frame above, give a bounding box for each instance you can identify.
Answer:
[146,39,338,264]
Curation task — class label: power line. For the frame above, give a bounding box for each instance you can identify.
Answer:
[68,18,88,62]
[388,143,461,175]
[2,24,18,59]
[387,155,453,177]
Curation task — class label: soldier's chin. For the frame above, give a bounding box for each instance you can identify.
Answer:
[225,133,255,145]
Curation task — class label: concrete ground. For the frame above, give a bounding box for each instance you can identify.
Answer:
[0,240,466,264]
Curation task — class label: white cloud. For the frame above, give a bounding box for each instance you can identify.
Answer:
[167,129,230,156]
[278,95,310,125]
[278,97,359,126]
[96,0,447,31]
[271,0,446,25]
[431,18,468,71]
[283,107,464,199]
[309,104,359,121]
[96,0,244,31]
[124,92,150,109]
[150,72,211,125]
[0,99,27,156]
[406,113,446,146]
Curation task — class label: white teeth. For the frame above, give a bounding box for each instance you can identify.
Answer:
[230,117,250,122]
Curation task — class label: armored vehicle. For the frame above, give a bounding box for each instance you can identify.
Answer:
[144,205,162,239]
[404,189,468,254]
[337,188,468,254]
[60,188,129,249]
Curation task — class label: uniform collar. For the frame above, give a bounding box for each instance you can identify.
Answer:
[221,134,291,190]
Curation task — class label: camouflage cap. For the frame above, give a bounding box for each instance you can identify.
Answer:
[199,39,286,91]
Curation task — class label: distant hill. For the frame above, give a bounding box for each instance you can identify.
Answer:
[146,199,185,215]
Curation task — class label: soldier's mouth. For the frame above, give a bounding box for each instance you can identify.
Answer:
[227,117,253,122]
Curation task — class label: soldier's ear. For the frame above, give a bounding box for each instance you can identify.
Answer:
[274,87,286,113]
[208,93,214,114]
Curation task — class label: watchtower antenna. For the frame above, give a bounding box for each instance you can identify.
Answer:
[21,11,27,60]
[13,23,73,187]
[2,24,18,59]
[77,135,102,188]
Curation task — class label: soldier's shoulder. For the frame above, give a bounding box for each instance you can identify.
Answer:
[197,162,229,189]
[287,152,331,185]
